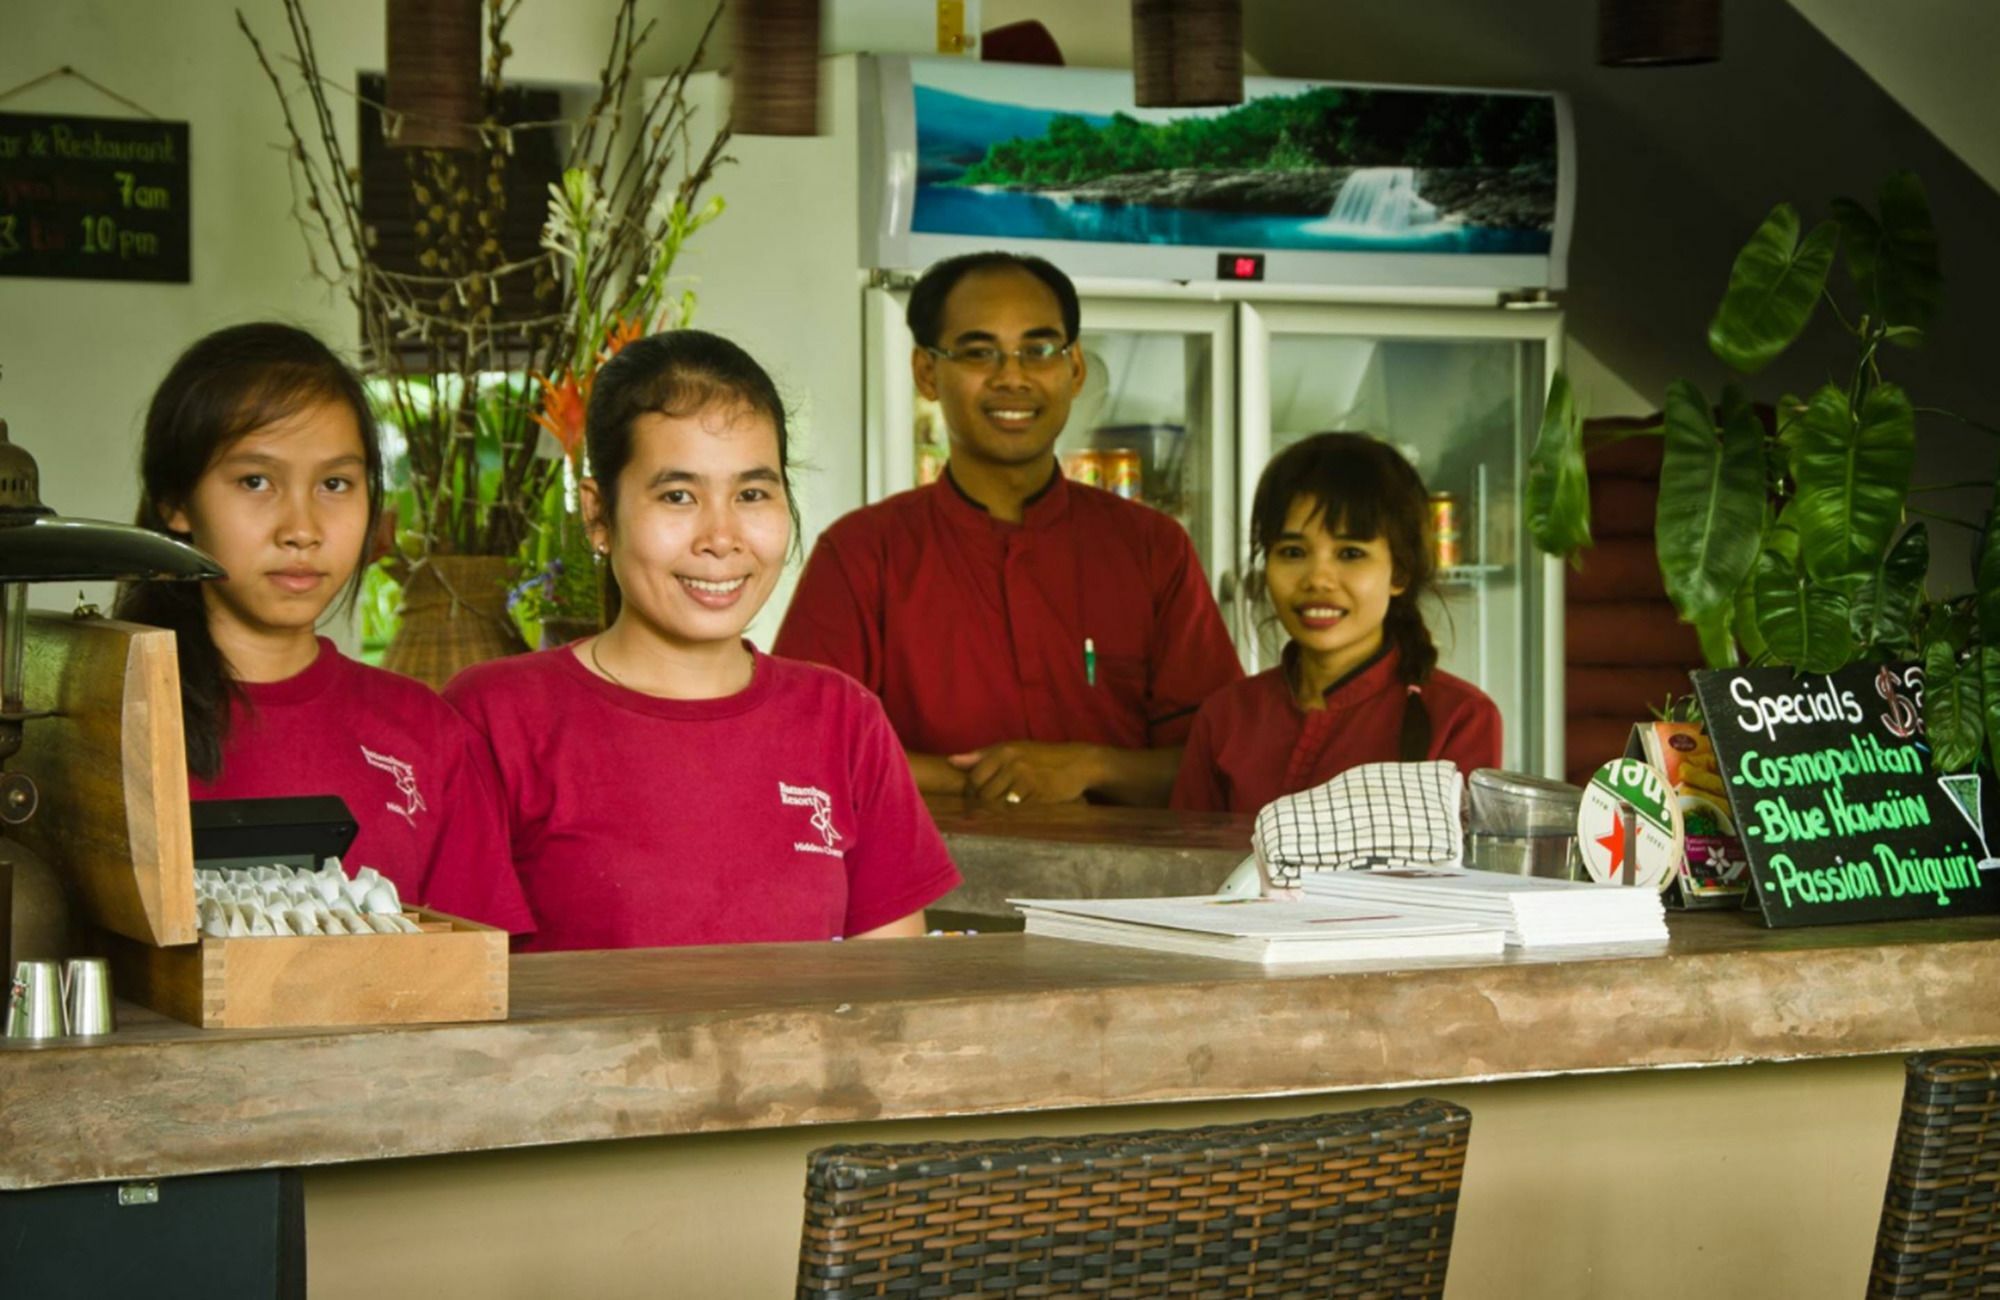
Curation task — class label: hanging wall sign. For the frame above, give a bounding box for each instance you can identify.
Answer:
[1692,663,2000,929]
[0,111,190,283]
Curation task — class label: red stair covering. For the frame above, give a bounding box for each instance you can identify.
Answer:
[1562,418,1703,786]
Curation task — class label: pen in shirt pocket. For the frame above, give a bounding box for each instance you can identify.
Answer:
[1084,637,1097,686]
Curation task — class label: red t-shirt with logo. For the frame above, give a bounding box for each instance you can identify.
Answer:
[1170,646,1502,815]
[189,639,534,934]
[443,645,963,952]
[773,471,1243,756]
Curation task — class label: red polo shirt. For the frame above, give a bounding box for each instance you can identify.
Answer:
[1170,645,1502,814]
[774,471,1243,755]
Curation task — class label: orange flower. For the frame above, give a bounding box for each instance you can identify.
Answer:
[599,316,645,364]
[530,370,588,459]
[530,322,649,461]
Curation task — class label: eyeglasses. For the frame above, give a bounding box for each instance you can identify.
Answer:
[925,340,1074,373]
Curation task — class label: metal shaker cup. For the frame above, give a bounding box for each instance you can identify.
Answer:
[5,959,64,1039]
[63,958,114,1036]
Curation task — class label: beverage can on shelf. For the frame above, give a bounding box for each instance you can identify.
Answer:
[1103,448,1143,501]
[1429,491,1462,570]
[1061,449,1104,488]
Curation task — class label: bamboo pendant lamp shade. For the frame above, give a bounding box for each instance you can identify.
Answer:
[385,0,483,151]
[1132,0,1243,108]
[1597,0,1721,67]
[732,0,823,137]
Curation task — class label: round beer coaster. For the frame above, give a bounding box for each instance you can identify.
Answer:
[1578,758,1685,893]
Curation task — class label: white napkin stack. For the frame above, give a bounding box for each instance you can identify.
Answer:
[194,859,420,939]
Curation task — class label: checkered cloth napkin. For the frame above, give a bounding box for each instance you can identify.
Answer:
[1252,761,1466,889]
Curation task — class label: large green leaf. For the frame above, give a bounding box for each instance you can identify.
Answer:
[1979,490,2000,644]
[1926,642,1983,772]
[1526,370,1592,563]
[1766,508,1800,563]
[1850,523,1930,657]
[1830,172,1941,343]
[1734,577,1769,664]
[1732,502,1777,664]
[1694,606,1737,670]
[1984,646,2000,776]
[1790,381,1916,586]
[1708,205,1837,375]
[1754,547,1853,673]
[1656,381,1767,623]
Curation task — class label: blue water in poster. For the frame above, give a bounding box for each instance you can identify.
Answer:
[914,184,1551,254]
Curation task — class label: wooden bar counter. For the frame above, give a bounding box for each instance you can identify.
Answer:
[5,911,1998,1189]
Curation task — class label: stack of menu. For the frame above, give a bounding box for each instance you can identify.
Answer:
[1299,868,1668,947]
[1010,895,1506,965]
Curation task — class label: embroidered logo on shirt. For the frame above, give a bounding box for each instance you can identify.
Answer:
[361,745,427,827]
[779,782,844,858]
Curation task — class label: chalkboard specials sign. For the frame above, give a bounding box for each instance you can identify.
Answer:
[1693,663,2000,928]
[0,111,190,283]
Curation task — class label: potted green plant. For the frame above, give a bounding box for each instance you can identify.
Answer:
[1527,171,1999,775]
[240,0,728,684]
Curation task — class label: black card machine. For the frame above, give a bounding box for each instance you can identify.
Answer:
[191,796,360,875]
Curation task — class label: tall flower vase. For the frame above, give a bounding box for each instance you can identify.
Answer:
[381,555,529,689]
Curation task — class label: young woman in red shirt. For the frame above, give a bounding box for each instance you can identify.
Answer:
[445,330,961,951]
[1171,432,1502,814]
[117,323,532,933]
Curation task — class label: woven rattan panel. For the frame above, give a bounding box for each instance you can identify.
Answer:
[798,1098,1469,1298]
[1871,1050,2000,1298]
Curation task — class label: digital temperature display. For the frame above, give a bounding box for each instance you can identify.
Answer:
[1217,252,1265,282]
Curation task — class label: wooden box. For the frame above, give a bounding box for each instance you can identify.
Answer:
[22,613,509,1030]
[96,907,506,1029]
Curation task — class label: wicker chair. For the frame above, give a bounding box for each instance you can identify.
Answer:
[797,1098,1471,1298]
[1871,1050,2000,1297]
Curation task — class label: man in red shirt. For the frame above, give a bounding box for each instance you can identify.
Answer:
[775,252,1242,805]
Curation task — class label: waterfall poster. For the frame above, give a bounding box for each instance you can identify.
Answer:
[909,64,1559,255]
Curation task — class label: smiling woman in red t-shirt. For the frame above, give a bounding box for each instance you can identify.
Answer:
[445,331,961,952]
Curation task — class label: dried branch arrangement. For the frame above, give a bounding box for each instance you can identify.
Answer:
[237,0,730,561]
